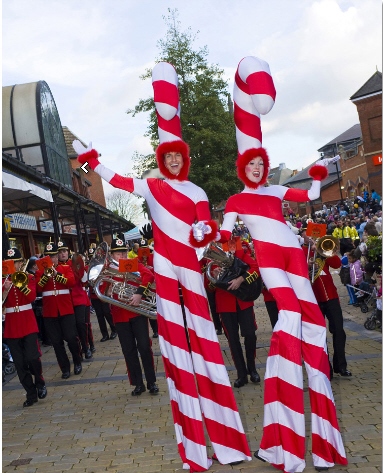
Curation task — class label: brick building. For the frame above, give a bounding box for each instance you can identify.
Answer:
[350,71,382,195]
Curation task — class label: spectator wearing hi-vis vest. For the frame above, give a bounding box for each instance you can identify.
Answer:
[332,219,354,255]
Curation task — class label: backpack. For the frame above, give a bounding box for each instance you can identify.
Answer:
[339,265,351,285]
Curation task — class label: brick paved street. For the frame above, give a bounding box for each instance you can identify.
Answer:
[3,275,381,473]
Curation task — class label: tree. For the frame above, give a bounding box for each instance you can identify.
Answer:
[106,190,144,226]
[127,9,241,206]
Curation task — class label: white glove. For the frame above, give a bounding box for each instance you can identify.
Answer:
[72,140,93,156]
[316,155,340,167]
[192,221,212,242]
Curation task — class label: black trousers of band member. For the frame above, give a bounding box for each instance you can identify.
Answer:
[7,333,45,402]
[265,300,279,329]
[85,306,95,348]
[114,315,156,386]
[149,318,158,335]
[74,305,89,352]
[318,298,348,372]
[220,303,257,379]
[43,314,82,373]
[207,290,222,332]
[91,298,116,338]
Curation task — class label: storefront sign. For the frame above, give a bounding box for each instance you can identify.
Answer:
[4,218,11,233]
[372,154,382,165]
[6,213,38,231]
[39,220,62,233]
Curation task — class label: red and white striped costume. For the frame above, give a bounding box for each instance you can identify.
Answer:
[215,56,347,473]
[74,62,251,471]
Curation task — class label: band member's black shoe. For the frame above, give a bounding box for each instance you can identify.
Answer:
[110,332,117,340]
[148,382,159,394]
[132,384,146,396]
[234,376,248,388]
[37,386,47,399]
[61,371,70,379]
[84,348,92,359]
[315,467,329,471]
[334,369,352,377]
[212,454,243,465]
[250,370,261,383]
[152,332,158,338]
[100,335,109,342]
[23,398,38,407]
[74,364,82,375]
[90,345,96,353]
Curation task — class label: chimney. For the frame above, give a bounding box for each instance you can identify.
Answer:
[279,163,286,170]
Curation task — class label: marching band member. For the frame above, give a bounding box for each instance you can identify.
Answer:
[301,231,351,379]
[106,238,158,396]
[35,242,82,379]
[73,61,251,471]
[57,240,93,359]
[2,248,47,407]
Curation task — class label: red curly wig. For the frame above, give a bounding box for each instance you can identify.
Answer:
[156,140,190,180]
[236,147,270,189]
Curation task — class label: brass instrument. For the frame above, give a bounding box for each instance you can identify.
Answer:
[71,253,85,280]
[44,267,56,277]
[309,236,339,282]
[2,260,29,304]
[87,242,157,319]
[198,242,262,302]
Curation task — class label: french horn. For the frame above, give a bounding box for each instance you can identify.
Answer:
[87,242,157,319]
[198,242,263,302]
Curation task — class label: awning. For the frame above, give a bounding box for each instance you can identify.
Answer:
[2,171,53,202]
[124,227,141,241]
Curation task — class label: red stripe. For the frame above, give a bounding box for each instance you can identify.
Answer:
[156,112,182,137]
[234,105,262,141]
[302,341,330,375]
[153,80,179,109]
[285,187,310,203]
[268,286,302,310]
[225,193,286,221]
[153,225,202,271]
[188,329,226,364]
[170,399,206,445]
[235,70,249,94]
[300,299,326,327]
[312,433,348,465]
[263,377,304,414]
[309,389,340,431]
[195,201,211,221]
[155,272,181,304]
[260,423,305,459]
[268,330,303,365]
[109,174,134,192]
[162,356,201,399]
[247,71,276,99]
[204,417,251,456]
[181,284,211,322]
[159,317,192,353]
[195,374,240,411]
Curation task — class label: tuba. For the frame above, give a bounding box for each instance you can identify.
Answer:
[87,242,157,319]
[309,235,340,282]
[200,242,262,302]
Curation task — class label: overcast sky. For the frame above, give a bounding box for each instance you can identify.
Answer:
[3,0,382,197]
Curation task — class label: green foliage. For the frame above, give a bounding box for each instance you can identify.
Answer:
[127,8,241,206]
[366,235,382,263]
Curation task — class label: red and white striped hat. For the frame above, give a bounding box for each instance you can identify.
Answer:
[233,56,276,188]
[152,62,190,180]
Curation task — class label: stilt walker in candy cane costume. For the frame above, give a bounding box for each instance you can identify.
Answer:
[192,56,348,473]
[73,62,251,471]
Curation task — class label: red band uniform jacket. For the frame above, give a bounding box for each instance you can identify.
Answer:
[110,262,155,323]
[66,261,91,307]
[3,274,38,338]
[302,246,341,302]
[36,264,76,317]
[215,249,260,312]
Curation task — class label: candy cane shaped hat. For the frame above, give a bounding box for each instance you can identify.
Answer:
[234,56,276,188]
[152,62,190,180]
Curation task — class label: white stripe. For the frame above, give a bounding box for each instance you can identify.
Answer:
[210,442,251,463]
[94,163,115,183]
[312,453,334,469]
[308,179,321,201]
[240,215,302,248]
[301,321,328,350]
[5,303,32,313]
[220,211,237,234]
[304,364,334,401]
[158,128,182,143]
[155,102,178,121]
[173,424,210,470]
[263,401,305,438]
[166,377,202,421]
[274,309,302,339]
[191,351,230,387]
[258,446,306,473]
[200,396,245,433]
[157,297,188,329]
[286,271,319,304]
[235,128,262,154]
[152,62,178,86]
[182,303,218,343]
[265,354,303,390]
[233,85,260,116]
[311,413,346,458]
[159,334,194,375]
